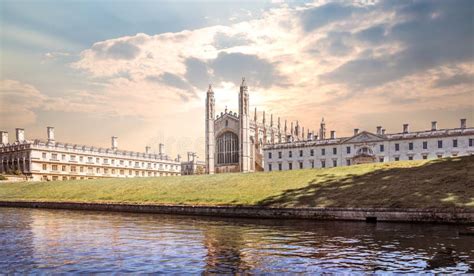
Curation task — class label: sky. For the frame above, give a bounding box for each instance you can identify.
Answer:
[1,0,473,159]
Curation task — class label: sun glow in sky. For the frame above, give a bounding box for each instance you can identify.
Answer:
[1,0,473,158]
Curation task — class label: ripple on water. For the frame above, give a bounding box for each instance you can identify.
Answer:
[0,208,473,273]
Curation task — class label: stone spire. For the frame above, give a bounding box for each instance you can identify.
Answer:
[263,111,266,125]
[205,83,216,174]
[270,114,273,127]
[254,107,257,122]
[278,117,281,130]
[284,120,287,133]
[290,121,294,135]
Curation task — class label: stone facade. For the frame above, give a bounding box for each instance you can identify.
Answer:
[181,152,206,175]
[264,119,474,172]
[205,78,308,174]
[0,127,181,181]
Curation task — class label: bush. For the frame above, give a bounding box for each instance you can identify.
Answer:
[13,170,22,175]
[0,175,7,181]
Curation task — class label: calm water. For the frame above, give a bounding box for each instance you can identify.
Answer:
[0,208,473,273]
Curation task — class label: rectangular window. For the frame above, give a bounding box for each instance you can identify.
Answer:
[379,157,384,162]
[333,160,337,167]
[52,153,57,160]
[268,152,272,159]
[437,154,443,158]
[289,151,292,158]
[438,140,443,149]
[310,149,314,156]
[61,165,66,171]
[409,142,413,150]
[62,154,66,161]
[278,151,282,159]
[80,166,84,172]
[321,160,326,168]
[346,159,351,166]
[299,162,303,169]
[278,163,282,171]
[311,160,314,168]
[322,148,326,156]
[408,156,413,160]
[470,139,473,147]
[42,164,47,170]
[394,157,400,161]
[52,165,58,171]
[42,152,47,159]
[289,162,293,170]
[423,155,428,160]
[453,139,458,148]
[268,164,272,171]
[71,166,76,172]
[395,144,400,151]
[380,144,384,152]
[79,156,83,162]
[88,157,93,163]
[299,150,303,157]
[346,147,351,154]
[333,148,337,155]
[423,141,428,149]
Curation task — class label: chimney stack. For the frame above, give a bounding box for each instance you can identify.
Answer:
[0,131,8,144]
[354,128,359,136]
[16,128,25,142]
[47,126,55,143]
[431,121,437,131]
[376,126,382,135]
[382,129,386,135]
[159,143,165,156]
[403,124,409,133]
[111,136,118,150]
[330,130,336,139]
[461,118,467,129]
[145,146,151,154]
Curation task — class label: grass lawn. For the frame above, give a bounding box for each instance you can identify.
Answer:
[0,156,473,209]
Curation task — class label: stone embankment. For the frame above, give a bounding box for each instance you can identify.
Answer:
[0,201,473,224]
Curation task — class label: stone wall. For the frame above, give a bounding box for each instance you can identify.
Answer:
[0,201,473,224]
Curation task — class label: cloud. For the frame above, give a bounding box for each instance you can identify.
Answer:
[300,3,356,31]
[433,73,474,88]
[92,40,141,60]
[213,32,252,49]
[323,0,474,89]
[0,80,46,127]
[210,52,285,88]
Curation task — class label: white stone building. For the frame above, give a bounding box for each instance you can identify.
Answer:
[264,119,474,172]
[0,127,181,181]
[181,152,206,175]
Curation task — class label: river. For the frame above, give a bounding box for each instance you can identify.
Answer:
[0,207,473,273]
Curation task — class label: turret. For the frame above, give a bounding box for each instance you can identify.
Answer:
[205,84,216,174]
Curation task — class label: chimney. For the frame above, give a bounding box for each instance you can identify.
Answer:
[431,121,437,131]
[145,146,151,154]
[177,154,181,162]
[376,126,382,135]
[16,128,25,142]
[403,124,409,133]
[382,129,386,135]
[460,118,466,129]
[111,136,118,150]
[0,131,8,144]
[159,143,164,156]
[353,128,359,136]
[330,130,336,139]
[47,126,55,143]
[307,132,314,141]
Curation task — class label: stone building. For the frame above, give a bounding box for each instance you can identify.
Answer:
[181,152,206,175]
[264,119,474,172]
[205,78,308,174]
[0,127,181,181]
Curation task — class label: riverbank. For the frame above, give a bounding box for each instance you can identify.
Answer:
[0,201,473,224]
[1,156,473,208]
[0,156,473,223]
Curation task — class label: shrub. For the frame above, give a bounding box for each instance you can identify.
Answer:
[0,175,7,181]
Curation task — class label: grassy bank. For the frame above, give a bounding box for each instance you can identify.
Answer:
[0,156,473,209]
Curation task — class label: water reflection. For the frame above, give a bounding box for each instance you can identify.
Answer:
[0,208,473,273]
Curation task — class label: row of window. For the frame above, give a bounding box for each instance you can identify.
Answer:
[42,172,178,181]
[41,152,178,170]
[268,139,474,159]
[42,163,177,177]
[267,153,456,171]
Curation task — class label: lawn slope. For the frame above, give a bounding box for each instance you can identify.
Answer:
[0,156,473,209]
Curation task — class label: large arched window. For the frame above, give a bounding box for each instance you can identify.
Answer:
[216,132,239,164]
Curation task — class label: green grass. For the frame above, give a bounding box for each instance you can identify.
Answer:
[0,156,473,209]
